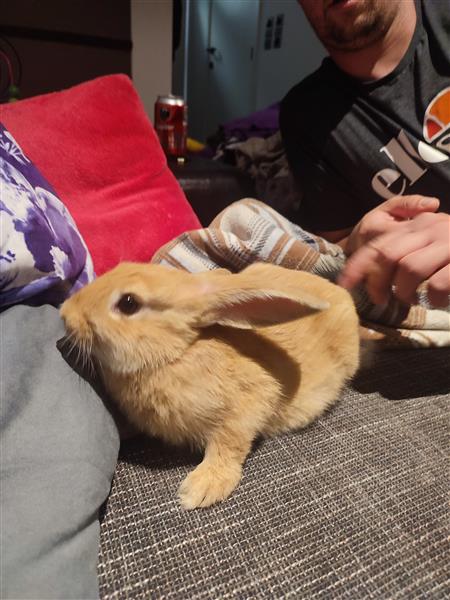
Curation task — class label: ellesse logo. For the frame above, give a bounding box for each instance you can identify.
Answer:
[372,86,449,199]
[423,86,450,153]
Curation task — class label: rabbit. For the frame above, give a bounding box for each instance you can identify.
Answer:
[60,262,360,509]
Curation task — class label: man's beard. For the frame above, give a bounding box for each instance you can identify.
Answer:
[324,0,399,51]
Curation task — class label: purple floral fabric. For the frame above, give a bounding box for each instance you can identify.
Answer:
[0,123,94,308]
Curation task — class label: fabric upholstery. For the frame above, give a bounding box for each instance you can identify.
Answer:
[97,348,450,598]
[1,75,201,275]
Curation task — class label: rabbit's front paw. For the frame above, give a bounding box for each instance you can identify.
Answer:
[178,462,242,510]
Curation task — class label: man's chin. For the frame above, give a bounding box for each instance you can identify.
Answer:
[325,13,388,51]
[323,0,398,52]
[325,30,383,52]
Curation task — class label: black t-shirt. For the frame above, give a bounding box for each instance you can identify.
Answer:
[280,0,450,232]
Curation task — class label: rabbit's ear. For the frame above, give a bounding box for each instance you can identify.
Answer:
[195,289,329,329]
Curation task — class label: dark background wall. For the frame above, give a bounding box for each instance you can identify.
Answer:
[0,0,131,101]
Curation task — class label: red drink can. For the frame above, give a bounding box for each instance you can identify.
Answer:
[154,94,187,157]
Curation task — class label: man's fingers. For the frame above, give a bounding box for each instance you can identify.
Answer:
[339,231,426,294]
[427,265,450,308]
[340,210,449,307]
[381,195,440,219]
[366,262,396,305]
[393,243,450,305]
[339,242,396,304]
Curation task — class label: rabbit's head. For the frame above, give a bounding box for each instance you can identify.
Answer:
[60,262,329,375]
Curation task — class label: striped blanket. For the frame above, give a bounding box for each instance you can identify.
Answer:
[152,199,450,349]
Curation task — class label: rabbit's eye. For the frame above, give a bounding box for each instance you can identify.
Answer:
[116,293,142,316]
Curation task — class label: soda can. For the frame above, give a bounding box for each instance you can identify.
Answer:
[154,94,187,158]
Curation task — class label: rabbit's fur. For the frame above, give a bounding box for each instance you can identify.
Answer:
[60,262,360,509]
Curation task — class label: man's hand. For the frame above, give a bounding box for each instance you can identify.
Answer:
[344,195,440,255]
[338,196,450,308]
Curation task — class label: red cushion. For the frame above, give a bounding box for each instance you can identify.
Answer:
[1,74,201,274]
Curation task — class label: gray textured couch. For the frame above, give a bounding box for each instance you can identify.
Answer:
[98,348,449,599]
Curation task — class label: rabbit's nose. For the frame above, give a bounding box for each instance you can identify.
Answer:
[60,313,69,330]
[59,308,90,338]
[59,311,75,335]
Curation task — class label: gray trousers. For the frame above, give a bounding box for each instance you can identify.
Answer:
[1,305,120,599]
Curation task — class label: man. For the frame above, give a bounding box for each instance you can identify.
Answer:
[280,0,450,307]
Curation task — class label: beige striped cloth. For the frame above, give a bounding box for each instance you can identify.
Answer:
[152,199,450,349]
